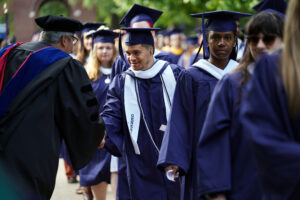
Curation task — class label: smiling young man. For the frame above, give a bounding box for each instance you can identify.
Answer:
[157,11,250,200]
[101,27,182,200]
[110,4,175,80]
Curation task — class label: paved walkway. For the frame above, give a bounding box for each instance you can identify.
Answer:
[51,159,114,200]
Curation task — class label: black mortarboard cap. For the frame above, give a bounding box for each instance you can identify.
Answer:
[35,15,83,33]
[119,4,163,27]
[90,29,118,44]
[191,11,251,59]
[118,27,159,61]
[122,27,159,46]
[82,22,107,34]
[253,0,287,17]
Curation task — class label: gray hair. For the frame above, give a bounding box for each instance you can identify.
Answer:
[39,31,73,44]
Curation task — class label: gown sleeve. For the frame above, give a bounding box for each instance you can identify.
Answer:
[101,74,124,157]
[55,59,105,170]
[240,52,300,199]
[197,75,233,195]
[157,70,195,174]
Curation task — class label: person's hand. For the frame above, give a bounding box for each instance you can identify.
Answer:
[165,165,179,179]
[98,137,105,149]
[210,194,227,200]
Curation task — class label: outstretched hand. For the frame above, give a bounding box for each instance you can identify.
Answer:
[165,165,179,179]
[98,136,105,149]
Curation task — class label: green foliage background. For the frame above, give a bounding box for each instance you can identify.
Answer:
[68,0,261,33]
[1,0,290,34]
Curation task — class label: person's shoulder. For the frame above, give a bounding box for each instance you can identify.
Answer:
[63,57,87,73]
[256,50,282,74]
[168,62,184,71]
[186,64,218,83]
[225,69,243,85]
[110,71,127,85]
[155,51,175,63]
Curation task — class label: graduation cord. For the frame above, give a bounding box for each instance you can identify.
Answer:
[135,78,160,153]
[159,75,172,106]
[135,77,183,185]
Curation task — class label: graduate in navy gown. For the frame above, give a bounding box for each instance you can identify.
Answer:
[177,36,199,68]
[240,0,300,199]
[101,27,182,200]
[78,27,118,200]
[164,28,185,65]
[110,4,174,80]
[110,5,178,200]
[197,11,283,200]
[157,11,250,200]
[76,22,106,66]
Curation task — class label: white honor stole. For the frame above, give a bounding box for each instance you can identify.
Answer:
[124,60,176,155]
[192,59,239,80]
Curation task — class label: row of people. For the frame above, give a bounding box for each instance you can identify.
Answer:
[1,0,295,200]
[100,1,288,200]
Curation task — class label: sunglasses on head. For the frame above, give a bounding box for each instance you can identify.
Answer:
[247,34,277,46]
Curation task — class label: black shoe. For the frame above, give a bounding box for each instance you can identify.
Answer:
[67,177,78,184]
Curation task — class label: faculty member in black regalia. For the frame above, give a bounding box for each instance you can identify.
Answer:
[0,15,105,200]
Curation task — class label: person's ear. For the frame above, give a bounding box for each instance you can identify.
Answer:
[60,35,68,48]
[150,46,154,55]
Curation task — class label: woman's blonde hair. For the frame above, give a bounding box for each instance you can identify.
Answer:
[76,44,90,66]
[282,0,300,116]
[77,31,94,66]
[86,42,118,82]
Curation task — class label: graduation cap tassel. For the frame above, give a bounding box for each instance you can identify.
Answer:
[91,34,95,50]
[118,32,126,61]
[191,41,203,65]
[202,14,210,59]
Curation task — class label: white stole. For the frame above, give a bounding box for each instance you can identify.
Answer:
[100,66,112,75]
[193,59,239,80]
[124,60,176,155]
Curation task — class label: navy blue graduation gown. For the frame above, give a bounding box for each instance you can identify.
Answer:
[157,66,220,200]
[101,64,182,200]
[110,55,136,200]
[166,52,183,65]
[240,51,300,200]
[79,74,112,186]
[110,54,182,200]
[197,70,262,199]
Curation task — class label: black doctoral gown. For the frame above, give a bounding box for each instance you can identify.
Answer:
[0,42,105,199]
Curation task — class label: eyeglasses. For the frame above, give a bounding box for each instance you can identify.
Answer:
[71,36,79,45]
[247,34,277,46]
[67,35,78,45]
